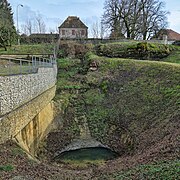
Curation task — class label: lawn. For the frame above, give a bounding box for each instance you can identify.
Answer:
[0,44,54,55]
[162,46,180,64]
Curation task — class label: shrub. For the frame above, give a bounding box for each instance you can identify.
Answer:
[95,42,171,60]
[58,41,76,58]
[57,41,93,59]
[172,40,180,46]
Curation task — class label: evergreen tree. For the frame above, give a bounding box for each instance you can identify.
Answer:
[0,0,16,50]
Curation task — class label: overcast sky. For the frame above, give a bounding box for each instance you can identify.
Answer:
[8,0,180,35]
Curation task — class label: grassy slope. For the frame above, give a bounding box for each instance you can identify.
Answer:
[51,55,180,179]
[85,53,179,142]
[100,160,180,180]
[83,53,180,179]
[0,43,179,178]
[0,44,54,55]
[1,55,179,179]
[162,46,180,64]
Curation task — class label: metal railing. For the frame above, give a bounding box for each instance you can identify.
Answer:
[0,55,56,76]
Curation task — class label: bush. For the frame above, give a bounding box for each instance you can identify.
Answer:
[57,41,93,59]
[95,42,171,60]
[172,40,180,46]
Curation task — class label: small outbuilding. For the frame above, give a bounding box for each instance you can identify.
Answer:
[58,16,88,39]
[154,29,180,44]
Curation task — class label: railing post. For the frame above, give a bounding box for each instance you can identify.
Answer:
[34,55,37,67]
[28,60,31,73]
[34,56,36,71]
[32,55,34,73]
[8,58,11,75]
[39,57,41,67]
[31,56,33,72]
[20,59,22,74]
[51,55,53,66]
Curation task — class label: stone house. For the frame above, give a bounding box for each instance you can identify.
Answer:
[58,16,88,39]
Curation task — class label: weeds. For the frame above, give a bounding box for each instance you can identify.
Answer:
[0,165,14,171]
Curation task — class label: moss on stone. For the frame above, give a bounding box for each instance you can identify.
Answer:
[95,42,177,60]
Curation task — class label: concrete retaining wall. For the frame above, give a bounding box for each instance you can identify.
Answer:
[0,86,56,144]
[0,65,57,116]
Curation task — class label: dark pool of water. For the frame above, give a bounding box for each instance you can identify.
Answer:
[55,147,118,162]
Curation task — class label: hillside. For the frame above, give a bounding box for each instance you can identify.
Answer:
[0,42,180,179]
[40,52,179,179]
[83,53,180,154]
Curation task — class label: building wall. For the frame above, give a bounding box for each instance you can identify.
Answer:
[59,28,88,39]
[0,65,57,116]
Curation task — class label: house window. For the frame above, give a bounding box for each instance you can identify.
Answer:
[81,30,85,36]
[72,30,75,35]
[62,30,65,35]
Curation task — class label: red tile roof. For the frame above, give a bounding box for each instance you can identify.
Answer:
[157,29,180,41]
[166,29,180,40]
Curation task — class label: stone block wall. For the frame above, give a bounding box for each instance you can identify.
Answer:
[0,65,57,116]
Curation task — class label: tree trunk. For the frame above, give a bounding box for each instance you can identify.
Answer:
[4,45,7,51]
[143,32,147,40]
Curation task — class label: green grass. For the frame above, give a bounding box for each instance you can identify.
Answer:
[0,65,36,76]
[0,44,54,55]
[11,147,25,156]
[100,160,180,180]
[52,54,179,177]
[84,53,180,154]
[0,165,14,171]
[55,55,180,153]
[56,58,83,91]
[162,47,180,64]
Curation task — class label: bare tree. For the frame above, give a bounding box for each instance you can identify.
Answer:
[34,14,46,33]
[139,0,169,40]
[102,0,137,39]
[102,0,168,40]
[21,19,33,35]
[26,19,33,35]
[21,14,47,35]
[91,21,100,38]
[102,0,120,36]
